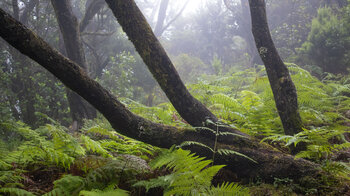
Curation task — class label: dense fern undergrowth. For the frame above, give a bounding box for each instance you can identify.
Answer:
[1,65,350,195]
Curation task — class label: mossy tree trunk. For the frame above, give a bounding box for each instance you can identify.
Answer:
[51,0,96,128]
[1,9,347,194]
[248,0,305,153]
[104,0,218,128]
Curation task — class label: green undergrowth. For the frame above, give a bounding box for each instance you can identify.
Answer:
[0,119,156,195]
[1,64,350,195]
[134,146,250,196]
[0,118,249,195]
[186,64,350,179]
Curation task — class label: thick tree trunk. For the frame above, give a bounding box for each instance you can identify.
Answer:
[248,0,306,153]
[51,0,96,128]
[0,9,347,194]
[104,0,218,127]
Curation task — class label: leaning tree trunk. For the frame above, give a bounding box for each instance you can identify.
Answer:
[248,0,305,154]
[51,0,96,128]
[0,9,347,194]
[104,0,218,127]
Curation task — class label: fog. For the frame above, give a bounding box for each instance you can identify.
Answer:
[1,0,349,122]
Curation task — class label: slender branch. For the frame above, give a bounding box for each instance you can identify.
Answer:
[161,0,190,34]
[80,0,105,32]
[81,31,115,36]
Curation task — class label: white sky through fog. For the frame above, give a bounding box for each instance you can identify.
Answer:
[183,0,205,15]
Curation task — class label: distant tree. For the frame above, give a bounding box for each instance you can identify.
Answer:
[299,7,350,74]
[51,0,97,129]
[173,54,211,83]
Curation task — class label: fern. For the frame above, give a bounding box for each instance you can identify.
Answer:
[217,149,257,164]
[43,175,85,196]
[208,182,250,196]
[1,122,77,170]
[321,160,350,179]
[177,141,214,152]
[134,148,250,196]
[45,157,149,196]
[79,189,129,196]
[0,170,25,185]
[0,187,36,196]
[80,135,111,158]
[83,124,155,159]
[263,127,350,161]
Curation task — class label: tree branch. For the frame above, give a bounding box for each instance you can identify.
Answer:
[79,0,105,32]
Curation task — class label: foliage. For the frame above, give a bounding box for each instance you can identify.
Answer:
[188,64,350,138]
[44,157,144,196]
[172,53,212,83]
[82,118,156,160]
[0,119,155,195]
[299,6,350,74]
[79,189,129,196]
[1,121,82,170]
[134,147,250,196]
[0,187,36,196]
[178,120,257,164]
[262,127,349,160]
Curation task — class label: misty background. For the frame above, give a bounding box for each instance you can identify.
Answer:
[0,0,349,127]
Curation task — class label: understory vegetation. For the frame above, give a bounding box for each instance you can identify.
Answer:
[1,66,350,195]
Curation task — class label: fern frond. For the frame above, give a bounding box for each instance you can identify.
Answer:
[208,182,250,196]
[0,170,25,185]
[217,149,257,163]
[177,141,214,152]
[43,175,85,196]
[219,131,247,138]
[0,187,36,196]
[78,189,129,196]
[138,148,248,196]
[80,135,111,158]
[133,175,174,192]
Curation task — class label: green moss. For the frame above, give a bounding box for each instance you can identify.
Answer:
[249,183,297,196]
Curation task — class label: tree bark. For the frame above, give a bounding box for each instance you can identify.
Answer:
[248,0,305,154]
[104,0,218,128]
[0,9,347,194]
[51,0,96,128]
